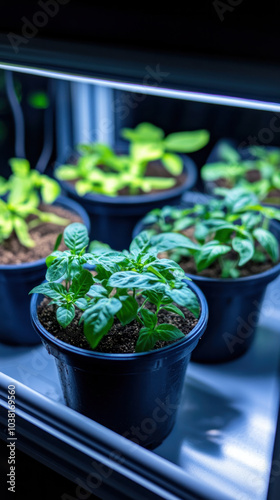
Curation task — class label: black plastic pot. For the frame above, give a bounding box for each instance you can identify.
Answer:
[55,155,198,250]
[30,281,208,450]
[133,210,280,364]
[0,197,90,346]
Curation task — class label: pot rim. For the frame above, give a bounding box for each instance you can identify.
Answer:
[54,154,197,206]
[30,279,208,361]
[0,196,91,272]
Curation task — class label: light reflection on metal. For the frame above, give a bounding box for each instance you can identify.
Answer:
[0,62,280,112]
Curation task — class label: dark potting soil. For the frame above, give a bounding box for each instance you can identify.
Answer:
[37,298,198,354]
[0,205,83,265]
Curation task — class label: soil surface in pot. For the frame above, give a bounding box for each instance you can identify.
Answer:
[0,205,83,265]
[65,159,187,196]
[37,298,198,354]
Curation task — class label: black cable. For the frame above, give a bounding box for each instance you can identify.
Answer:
[35,78,54,173]
[4,70,26,158]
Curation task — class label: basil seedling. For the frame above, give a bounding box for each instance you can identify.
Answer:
[0,158,68,247]
[30,223,200,352]
[142,187,280,278]
[56,122,209,196]
[201,143,280,204]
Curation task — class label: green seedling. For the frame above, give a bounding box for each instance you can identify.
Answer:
[55,122,209,196]
[0,158,68,247]
[201,143,280,204]
[30,222,200,352]
[142,187,280,278]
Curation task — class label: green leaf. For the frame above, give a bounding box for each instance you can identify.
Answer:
[232,237,254,266]
[140,308,157,329]
[40,176,61,203]
[56,304,75,328]
[219,143,241,163]
[121,122,164,142]
[53,233,63,252]
[161,153,183,175]
[82,298,122,348]
[46,256,68,281]
[87,284,108,299]
[130,142,164,162]
[253,228,279,262]
[155,323,185,342]
[117,295,138,325]
[165,285,200,318]
[63,223,89,253]
[13,216,35,248]
[135,327,158,353]
[108,271,159,289]
[164,130,209,153]
[69,269,94,299]
[150,232,200,253]
[55,165,80,181]
[194,241,231,271]
[129,230,153,256]
[29,282,66,300]
[161,304,185,318]
[8,158,30,177]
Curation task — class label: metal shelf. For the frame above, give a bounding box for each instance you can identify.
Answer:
[1,277,280,499]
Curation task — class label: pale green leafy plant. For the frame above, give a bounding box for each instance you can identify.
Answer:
[55,122,209,196]
[30,222,200,352]
[0,158,68,247]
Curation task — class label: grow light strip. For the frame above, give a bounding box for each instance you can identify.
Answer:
[1,61,280,112]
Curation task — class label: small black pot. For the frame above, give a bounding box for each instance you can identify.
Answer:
[30,281,208,449]
[55,155,197,250]
[0,197,90,346]
[133,209,280,364]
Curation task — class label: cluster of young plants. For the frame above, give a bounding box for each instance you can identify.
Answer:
[55,122,209,196]
[30,222,200,352]
[0,158,68,247]
[201,143,280,204]
[141,187,280,278]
